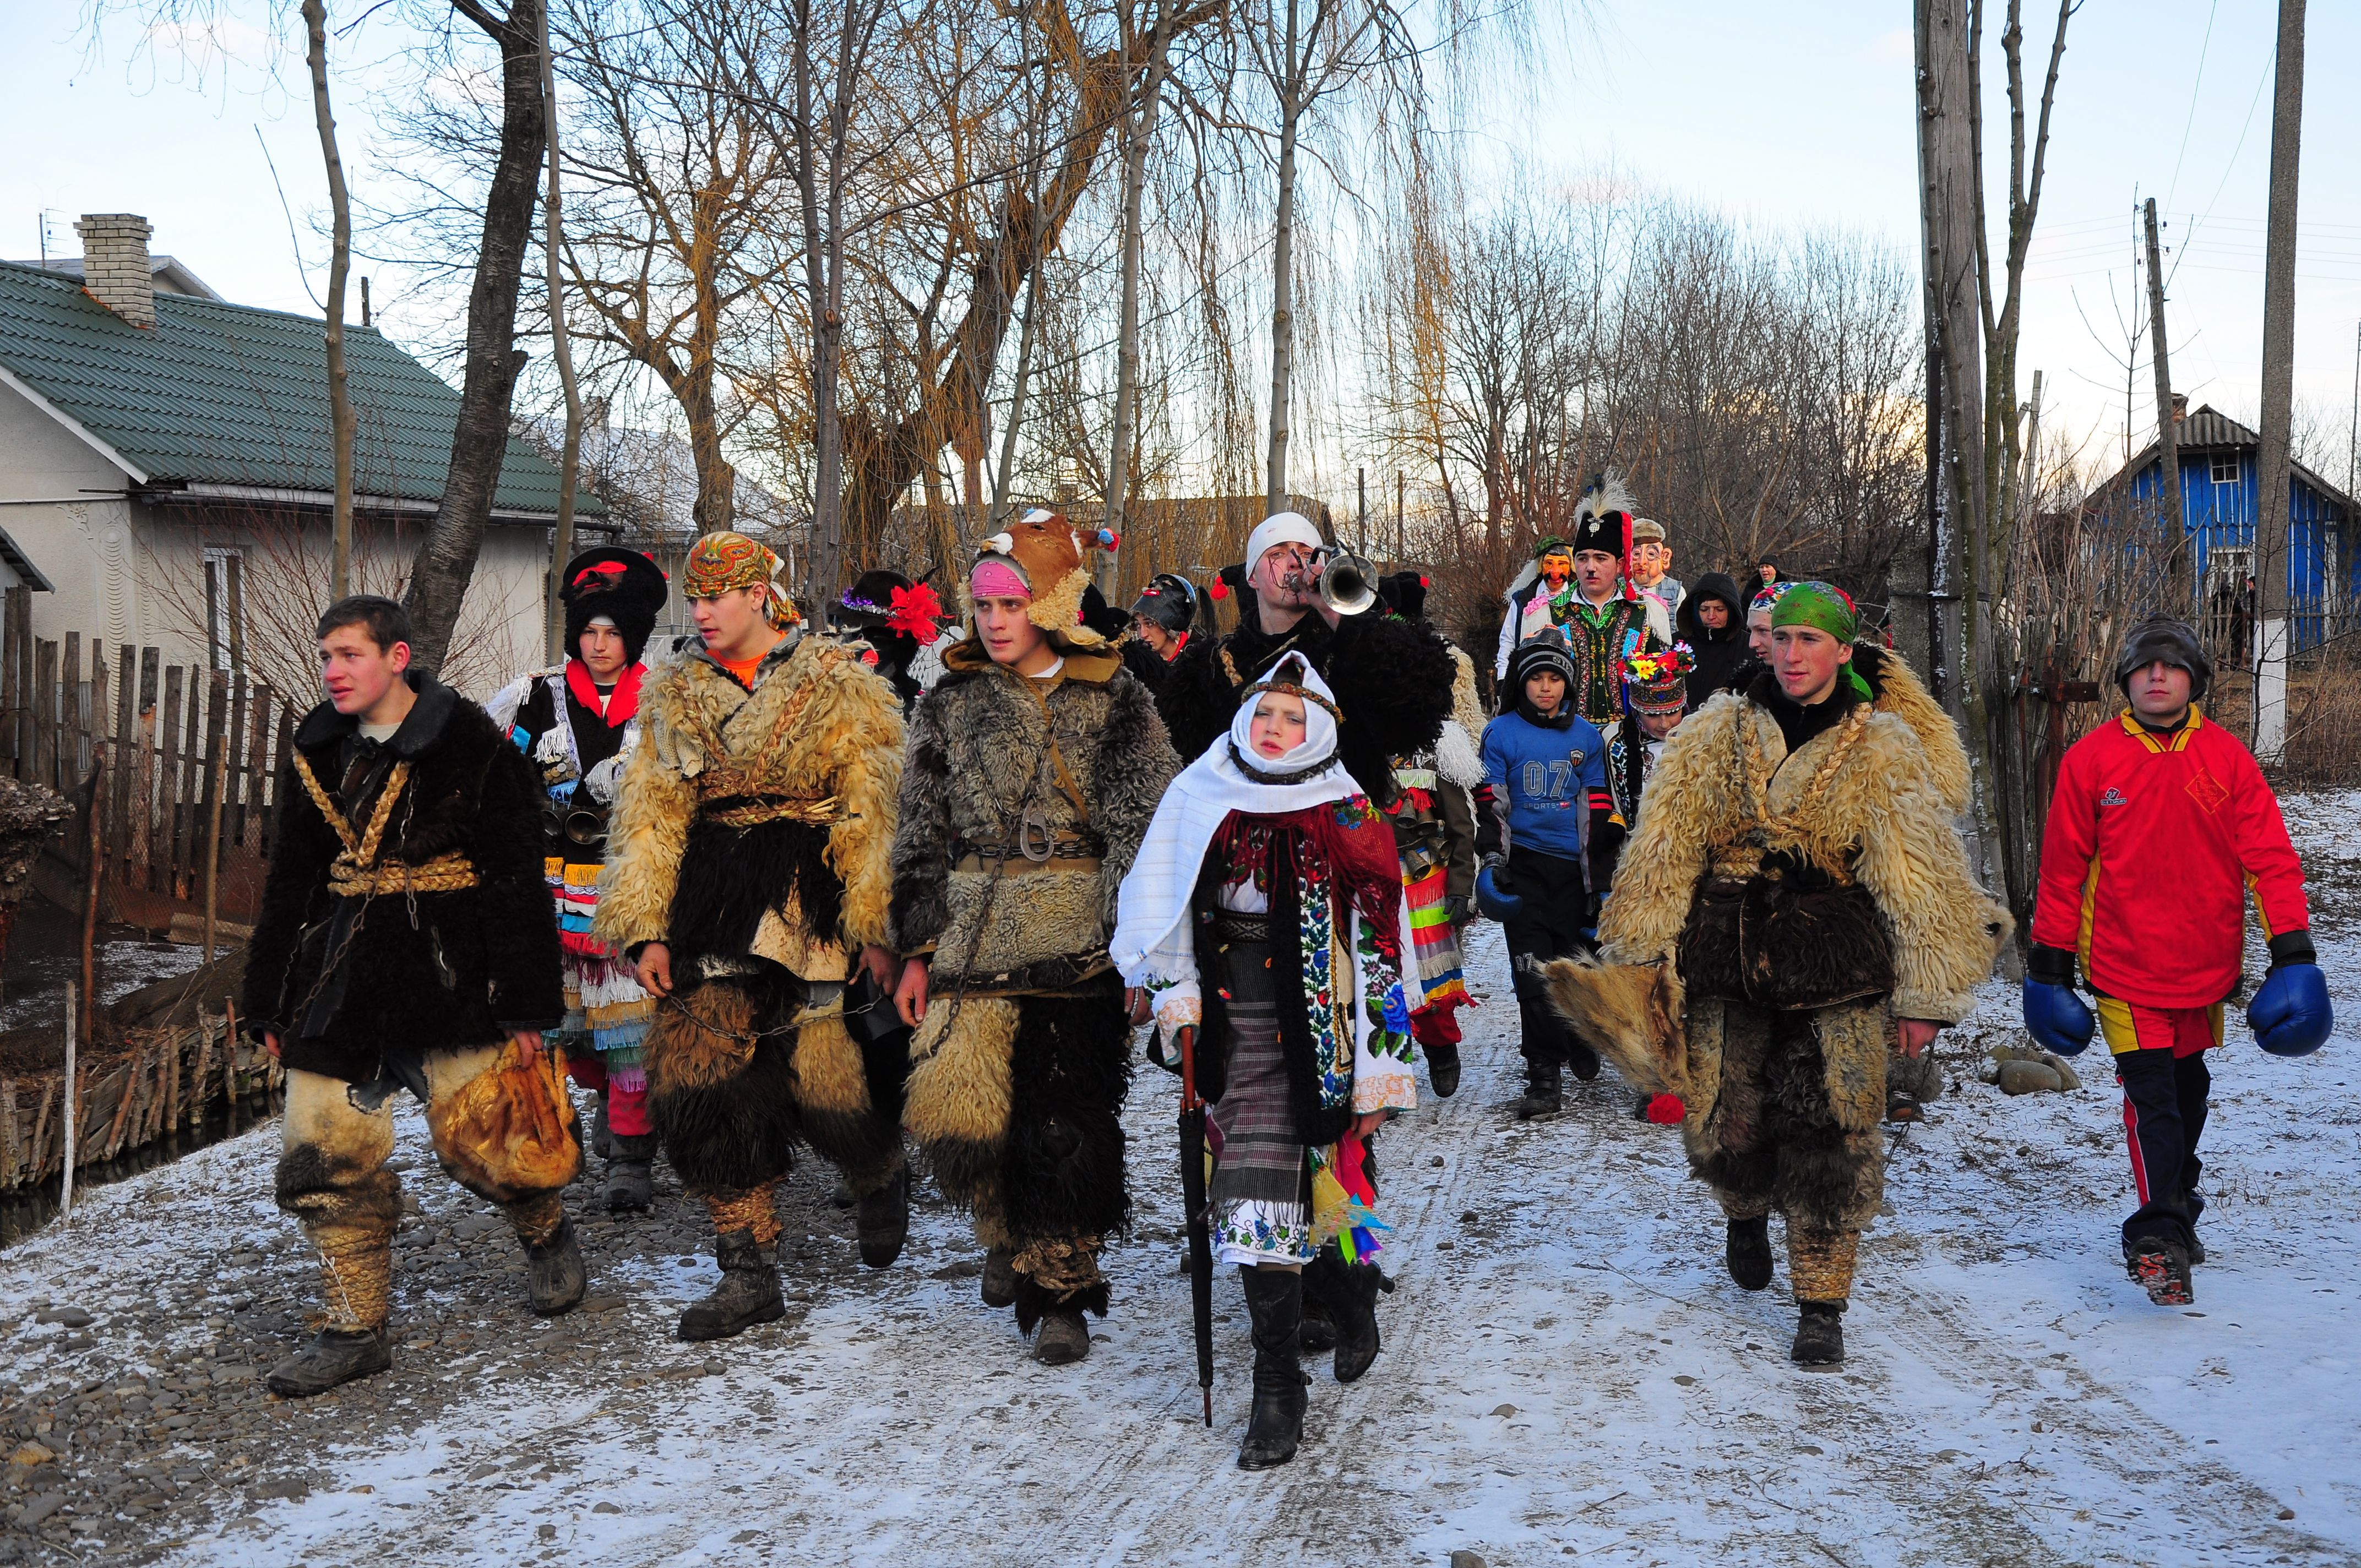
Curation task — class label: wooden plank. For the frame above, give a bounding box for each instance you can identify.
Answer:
[225,673,250,849]
[171,666,201,899]
[159,665,184,899]
[199,672,227,945]
[110,644,135,878]
[0,586,17,777]
[1,1077,17,1187]
[32,639,56,792]
[63,631,81,787]
[135,649,159,892]
[238,684,270,850]
[265,703,295,851]
[87,644,107,880]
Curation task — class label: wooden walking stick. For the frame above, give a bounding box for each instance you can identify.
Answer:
[1177,1023,1214,1427]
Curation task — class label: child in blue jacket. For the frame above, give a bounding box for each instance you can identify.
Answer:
[1477,630,1621,1118]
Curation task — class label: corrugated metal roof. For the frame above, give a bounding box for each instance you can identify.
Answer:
[2109,402,2355,514]
[0,258,595,519]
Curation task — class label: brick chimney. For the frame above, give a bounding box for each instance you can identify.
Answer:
[74,214,156,328]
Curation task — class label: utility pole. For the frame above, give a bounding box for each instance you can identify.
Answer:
[2254,0,2306,764]
[1914,0,1983,721]
[2144,198,2185,603]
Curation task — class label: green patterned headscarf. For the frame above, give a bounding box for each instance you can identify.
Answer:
[1770,581,1874,703]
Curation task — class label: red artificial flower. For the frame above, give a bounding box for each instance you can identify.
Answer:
[1645,1093,1686,1125]
[888,582,947,644]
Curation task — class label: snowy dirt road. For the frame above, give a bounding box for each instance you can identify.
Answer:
[5,797,2360,1567]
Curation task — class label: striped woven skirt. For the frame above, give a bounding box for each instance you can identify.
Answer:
[1206,921,1314,1267]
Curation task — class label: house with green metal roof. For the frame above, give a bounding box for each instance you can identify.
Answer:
[0,214,600,696]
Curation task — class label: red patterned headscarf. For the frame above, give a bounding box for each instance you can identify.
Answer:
[683,532,797,629]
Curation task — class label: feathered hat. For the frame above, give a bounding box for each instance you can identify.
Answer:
[1569,471,1641,595]
[559,547,667,666]
[969,508,1120,647]
[837,568,947,645]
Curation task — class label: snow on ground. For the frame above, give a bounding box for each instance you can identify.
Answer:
[4,795,2359,1566]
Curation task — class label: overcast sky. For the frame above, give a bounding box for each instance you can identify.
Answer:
[6,0,2357,490]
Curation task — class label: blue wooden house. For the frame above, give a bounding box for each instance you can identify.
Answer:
[2096,401,2355,652]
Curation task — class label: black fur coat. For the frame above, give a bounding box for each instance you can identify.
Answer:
[242,677,565,1083]
[1156,603,1454,804]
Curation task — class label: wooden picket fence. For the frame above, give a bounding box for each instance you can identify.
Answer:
[2,585,296,930]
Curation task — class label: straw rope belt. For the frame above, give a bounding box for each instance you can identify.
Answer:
[292,751,483,901]
[699,792,844,829]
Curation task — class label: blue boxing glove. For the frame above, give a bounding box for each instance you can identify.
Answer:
[1474,857,1524,923]
[2249,933,2332,1058]
[2022,944,2094,1056]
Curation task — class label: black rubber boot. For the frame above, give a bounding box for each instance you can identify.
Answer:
[265,1326,392,1398]
[1324,1252,1383,1384]
[679,1229,787,1342]
[1426,1043,1462,1098]
[1567,1041,1602,1082]
[1791,1300,1846,1366]
[829,1177,857,1211]
[1237,1266,1308,1471]
[1514,1058,1563,1120]
[524,1216,588,1316]
[1726,1215,1774,1291]
[605,1133,656,1214]
[855,1164,911,1268]
[981,1246,1018,1309]
[591,1093,613,1161]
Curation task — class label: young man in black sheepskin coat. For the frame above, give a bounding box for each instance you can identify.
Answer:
[1156,511,1454,808]
[888,514,1179,1366]
[243,597,576,1398]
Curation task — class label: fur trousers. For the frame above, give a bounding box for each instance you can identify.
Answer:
[641,974,904,1203]
[905,978,1131,1314]
[275,1048,570,1329]
[1683,998,1889,1289]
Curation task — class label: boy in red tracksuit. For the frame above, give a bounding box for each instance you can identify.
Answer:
[2024,617,2332,1306]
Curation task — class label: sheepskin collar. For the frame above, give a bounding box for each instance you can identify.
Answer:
[938,635,1122,687]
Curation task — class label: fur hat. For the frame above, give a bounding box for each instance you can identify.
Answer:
[1380,570,1431,623]
[971,508,1114,647]
[560,547,666,666]
[1570,472,1639,562]
[1130,572,1197,635]
[2115,616,2212,700]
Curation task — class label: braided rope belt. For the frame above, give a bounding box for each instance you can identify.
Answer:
[293,752,482,900]
[700,792,844,829]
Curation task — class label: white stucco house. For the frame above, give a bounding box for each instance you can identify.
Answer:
[0,213,601,700]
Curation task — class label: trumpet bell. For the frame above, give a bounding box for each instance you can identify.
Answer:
[1318,551,1379,617]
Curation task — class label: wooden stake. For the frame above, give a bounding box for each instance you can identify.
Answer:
[203,681,229,964]
[80,751,101,1049]
[60,982,77,1220]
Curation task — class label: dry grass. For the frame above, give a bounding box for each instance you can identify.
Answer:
[2206,644,2361,788]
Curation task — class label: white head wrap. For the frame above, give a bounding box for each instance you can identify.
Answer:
[1231,653,1341,775]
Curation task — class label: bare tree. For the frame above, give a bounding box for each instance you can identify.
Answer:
[301,0,358,600]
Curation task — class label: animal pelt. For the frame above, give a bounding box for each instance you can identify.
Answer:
[1448,644,1489,745]
[1854,644,1971,815]
[1118,634,1172,697]
[887,642,1178,986]
[1684,999,1885,1233]
[644,980,806,1192]
[1601,689,2010,1024]
[903,995,1020,1206]
[275,1069,403,1242]
[1156,607,1454,804]
[1541,954,1687,1100]
[1000,987,1132,1245]
[791,1014,900,1185]
[243,677,565,1086]
[666,816,840,976]
[597,631,903,961]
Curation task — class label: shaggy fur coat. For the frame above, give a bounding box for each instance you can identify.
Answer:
[1596,683,2007,1024]
[595,631,902,971]
[243,677,564,1084]
[887,640,1178,988]
[1157,603,1454,804]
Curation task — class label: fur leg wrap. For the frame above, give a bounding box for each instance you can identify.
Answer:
[1689,1001,1883,1233]
[703,1183,784,1248]
[791,1014,903,1188]
[970,1182,1013,1250]
[903,997,1019,1206]
[1010,1236,1109,1333]
[505,1190,567,1247]
[647,981,804,1192]
[276,1069,402,1328]
[1002,990,1132,1245]
[1788,1227,1859,1303]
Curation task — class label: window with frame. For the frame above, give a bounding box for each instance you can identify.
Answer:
[2209,453,2240,486]
[202,547,244,670]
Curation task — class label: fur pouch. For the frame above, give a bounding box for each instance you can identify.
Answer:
[1542,954,1687,1099]
[903,996,1020,1204]
[426,1041,581,1201]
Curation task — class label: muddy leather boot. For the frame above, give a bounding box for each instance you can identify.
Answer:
[524,1216,588,1317]
[1237,1266,1308,1471]
[1426,1043,1462,1099]
[855,1164,911,1269]
[605,1133,656,1214]
[1321,1251,1383,1384]
[1791,1300,1846,1366]
[981,1246,1018,1309]
[265,1327,392,1398]
[1726,1216,1774,1291]
[679,1229,787,1342]
[1032,1309,1091,1366]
